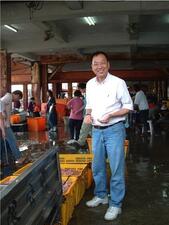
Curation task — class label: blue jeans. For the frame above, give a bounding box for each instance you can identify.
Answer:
[69,118,83,140]
[5,127,21,160]
[92,121,126,208]
[47,111,57,129]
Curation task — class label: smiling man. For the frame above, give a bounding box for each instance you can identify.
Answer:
[84,51,133,220]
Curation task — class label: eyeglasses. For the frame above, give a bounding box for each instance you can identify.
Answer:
[92,62,108,67]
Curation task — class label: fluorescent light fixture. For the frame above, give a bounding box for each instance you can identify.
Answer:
[84,17,95,26]
[4,24,18,32]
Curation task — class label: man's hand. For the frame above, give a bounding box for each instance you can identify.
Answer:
[84,114,92,124]
[98,113,111,123]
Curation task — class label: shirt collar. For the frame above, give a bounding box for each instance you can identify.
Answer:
[95,72,110,84]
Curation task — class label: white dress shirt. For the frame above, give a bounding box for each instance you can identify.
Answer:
[86,73,133,126]
[134,90,149,110]
[0,93,12,127]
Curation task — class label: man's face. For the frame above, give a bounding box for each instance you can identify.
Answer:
[91,54,110,79]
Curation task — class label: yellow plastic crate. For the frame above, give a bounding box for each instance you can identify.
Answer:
[59,154,93,164]
[13,163,32,175]
[62,175,85,206]
[61,163,87,177]
[87,138,92,153]
[61,163,93,189]
[62,176,77,196]
[0,176,18,185]
[61,176,77,225]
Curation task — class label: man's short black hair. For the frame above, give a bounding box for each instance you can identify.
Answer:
[133,84,141,92]
[91,51,109,61]
[78,83,86,89]
[12,90,23,99]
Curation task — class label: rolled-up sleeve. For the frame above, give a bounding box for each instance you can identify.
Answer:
[117,80,133,110]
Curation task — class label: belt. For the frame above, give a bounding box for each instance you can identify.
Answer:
[93,121,124,130]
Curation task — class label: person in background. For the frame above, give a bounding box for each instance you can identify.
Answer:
[28,97,41,117]
[84,51,133,220]
[33,104,41,117]
[67,83,92,149]
[161,101,168,111]
[0,100,6,167]
[67,90,84,141]
[0,100,6,138]
[133,83,149,134]
[0,90,27,164]
[28,97,35,116]
[46,90,57,132]
[13,99,21,110]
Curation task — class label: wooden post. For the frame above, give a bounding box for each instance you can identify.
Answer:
[32,62,41,107]
[23,84,28,110]
[41,64,48,103]
[56,83,62,98]
[6,53,11,93]
[53,81,57,98]
[0,50,11,96]
[68,82,72,99]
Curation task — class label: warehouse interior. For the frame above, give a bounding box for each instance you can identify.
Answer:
[0,1,169,225]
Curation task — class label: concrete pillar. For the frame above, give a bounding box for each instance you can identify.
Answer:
[0,50,11,96]
[41,64,48,103]
[68,83,72,99]
[31,62,41,106]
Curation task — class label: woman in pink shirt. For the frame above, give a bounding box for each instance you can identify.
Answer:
[67,90,84,141]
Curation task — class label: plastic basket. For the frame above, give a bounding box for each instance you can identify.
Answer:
[87,138,92,153]
[59,154,93,164]
[10,114,21,124]
[13,163,32,175]
[27,117,46,131]
[61,164,87,177]
[61,176,77,225]
[61,163,92,189]
[0,175,18,185]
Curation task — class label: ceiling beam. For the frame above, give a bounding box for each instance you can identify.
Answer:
[65,1,83,10]
[33,21,68,43]
[48,64,64,80]
[40,52,169,65]
[50,69,168,83]
[2,1,169,25]
[40,53,86,64]
[127,15,140,40]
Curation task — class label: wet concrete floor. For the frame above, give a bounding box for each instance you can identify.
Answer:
[68,131,169,225]
[12,126,169,225]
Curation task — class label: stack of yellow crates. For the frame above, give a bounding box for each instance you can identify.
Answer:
[60,163,93,225]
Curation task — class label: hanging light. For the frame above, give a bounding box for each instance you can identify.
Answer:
[4,25,18,32]
[84,17,96,26]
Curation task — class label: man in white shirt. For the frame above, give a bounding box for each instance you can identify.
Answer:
[0,100,6,138]
[133,84,149,134]
[84,52,133,220]
[0,90,26,164]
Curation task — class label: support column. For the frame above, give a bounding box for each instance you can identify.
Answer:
[41,64,48,103]
[53,81,57,98]
[56,83,62,98]
[32,62,41,106]
[23,84,28,110]
[68,82,72,99]
[0,50,11,96]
